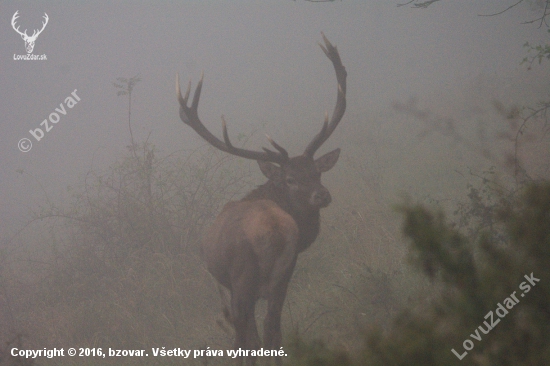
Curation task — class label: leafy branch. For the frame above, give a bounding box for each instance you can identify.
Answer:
[521,37,550,70]
[114,74,141,158]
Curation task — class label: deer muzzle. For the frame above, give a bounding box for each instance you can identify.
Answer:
[310,187,331,208]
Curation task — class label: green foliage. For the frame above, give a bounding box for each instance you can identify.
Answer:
[113,75,141,96]
[365,183,550,365]
[113,74,142,157]
[400,202,476,285]
[290,182,550,365]
[522,38,550,70]
[452,167,510,245]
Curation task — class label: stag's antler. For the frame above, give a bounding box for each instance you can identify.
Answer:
[11,11,48,40]
[303,32,347,158]
[176,72,289,164]
[11,11,26,37]
[176,33,346,163]
[33,13,49,39]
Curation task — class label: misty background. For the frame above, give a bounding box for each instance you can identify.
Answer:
[0,0,549,364]
[2,1,547,232]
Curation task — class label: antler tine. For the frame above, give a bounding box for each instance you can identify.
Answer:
[304,33,347,158]
[221,115,234,148]
[318,32,330,56]
[265,134,289,160]
[175,73,186,106]
[191,71,204,111]
[33,13,48,37]
[11,11,26,36]
[11,11,18,26]
[176,73,288,164]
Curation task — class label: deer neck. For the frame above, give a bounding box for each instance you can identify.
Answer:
[243,181,321,253]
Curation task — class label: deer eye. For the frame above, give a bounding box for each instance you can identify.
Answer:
[286,177,297,185]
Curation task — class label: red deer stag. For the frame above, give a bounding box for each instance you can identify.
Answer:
[176,33,346,365]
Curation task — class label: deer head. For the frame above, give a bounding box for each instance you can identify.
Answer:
[176,33,346,216]
[12,11,49,54]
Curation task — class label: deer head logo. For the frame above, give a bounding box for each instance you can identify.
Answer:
[11,11,49,54]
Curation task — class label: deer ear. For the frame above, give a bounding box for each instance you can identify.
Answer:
[314,148,340,173]
[258,161,283,182]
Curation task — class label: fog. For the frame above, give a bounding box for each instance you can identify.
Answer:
[1,0,549,363]
[2,1,546,225]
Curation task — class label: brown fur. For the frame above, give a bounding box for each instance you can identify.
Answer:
[201,152,340,366]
